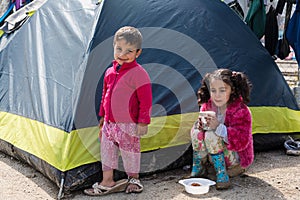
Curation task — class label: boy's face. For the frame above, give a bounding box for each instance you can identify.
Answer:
[113,39,142,65]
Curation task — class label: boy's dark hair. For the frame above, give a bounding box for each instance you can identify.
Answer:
[113,26,142,49]
[198,68,252,105]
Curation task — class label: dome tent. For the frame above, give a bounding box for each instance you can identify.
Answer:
[0,0,300,197]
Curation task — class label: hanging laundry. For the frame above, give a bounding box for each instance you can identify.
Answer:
[227,0,245,19]
[265,5,278,57]
[0,1,14,26]
[277,0,293,60]
[276,0,286,14]
[286,0,300,66]
[245,0,266,39]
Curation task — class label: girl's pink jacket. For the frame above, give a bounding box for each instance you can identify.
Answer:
[99,60,152,124]
[200,97,254,168]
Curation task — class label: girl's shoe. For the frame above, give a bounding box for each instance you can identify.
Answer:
[191,150,207,177]
[210,152,230,190]
[227,164,245,177]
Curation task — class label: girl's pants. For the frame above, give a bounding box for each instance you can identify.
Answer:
[191,122,239,168]
[101,121,141,176]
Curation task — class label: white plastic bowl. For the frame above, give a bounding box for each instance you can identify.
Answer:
[179,178,216,195]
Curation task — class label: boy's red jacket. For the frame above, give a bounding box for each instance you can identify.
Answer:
[99,60,152,124]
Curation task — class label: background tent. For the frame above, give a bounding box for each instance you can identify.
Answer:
[0,0,300,197]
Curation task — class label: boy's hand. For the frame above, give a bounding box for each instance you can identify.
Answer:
[98,118,104,141]
[137,123,148,136]
[98,117,104,128]
[99,128,103,142]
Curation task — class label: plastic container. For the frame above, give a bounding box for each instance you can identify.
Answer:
[178,178,216,195]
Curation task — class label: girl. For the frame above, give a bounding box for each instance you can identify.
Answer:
[190,68,254,190]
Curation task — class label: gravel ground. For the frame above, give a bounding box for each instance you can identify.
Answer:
[0,149,300,200]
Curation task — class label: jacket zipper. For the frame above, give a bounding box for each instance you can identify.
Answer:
[107,65,121,121]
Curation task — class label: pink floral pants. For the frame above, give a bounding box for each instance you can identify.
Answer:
[101,121,140,176]
[190,121,239,168]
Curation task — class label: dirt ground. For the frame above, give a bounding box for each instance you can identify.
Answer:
[0,149,300,200]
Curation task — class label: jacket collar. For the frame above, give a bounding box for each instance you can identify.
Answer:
[206,96,243,113]
[112,60,138,71]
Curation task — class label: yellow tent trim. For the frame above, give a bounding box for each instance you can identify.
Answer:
[250,106,300,134]
[1,106,300,171]
[0,111,100,171]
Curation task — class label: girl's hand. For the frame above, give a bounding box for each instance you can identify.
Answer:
[205,114,219,130]
[137,123,148,136]
[197,117,204,131]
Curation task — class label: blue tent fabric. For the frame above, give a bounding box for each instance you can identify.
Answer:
[0,0,300,195]
[1,0,297,133]
[286,0,300,66]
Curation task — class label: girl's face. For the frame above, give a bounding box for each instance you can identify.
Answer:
[113,39,141,65]
[209,79,232,109]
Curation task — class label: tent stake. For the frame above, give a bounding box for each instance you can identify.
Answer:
[57,172,65,200]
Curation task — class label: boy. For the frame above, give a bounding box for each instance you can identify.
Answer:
[84,26,152,196]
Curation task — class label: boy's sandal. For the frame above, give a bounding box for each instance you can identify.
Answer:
[83,179,128,196]
[125,177,144,193]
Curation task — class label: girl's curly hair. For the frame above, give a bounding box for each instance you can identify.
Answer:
[198,68,252,105]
